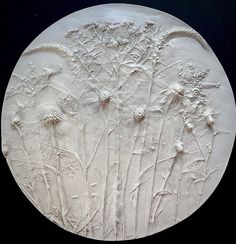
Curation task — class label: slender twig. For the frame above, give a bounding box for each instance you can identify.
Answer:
[100,108,110,238]
[134,123,147,238]
[122,127,139,238]
[197,129,216,205]
[14,124,38,204]
[75,204,100,234]
[86,129,106,170]
[191,130,206,161]
[52,126,67,227]
[134,60,156,237]
[146,99,172,231]
[152,124,185,224]
[154,59,184,78]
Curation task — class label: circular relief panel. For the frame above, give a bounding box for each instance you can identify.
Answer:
[1,4,236,241]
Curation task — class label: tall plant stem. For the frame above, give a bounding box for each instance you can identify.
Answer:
[122,127,139,239]
[101,109,109,239]
[146,100,172,232]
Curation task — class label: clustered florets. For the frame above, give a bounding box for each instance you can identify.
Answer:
[39,107,63,126]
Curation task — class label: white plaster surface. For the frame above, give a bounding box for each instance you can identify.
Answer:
[1,4,236,241]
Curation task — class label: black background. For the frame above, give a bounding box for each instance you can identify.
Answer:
[0,0,235,243]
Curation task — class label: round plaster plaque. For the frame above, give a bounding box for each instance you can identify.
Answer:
[1,4,236,241]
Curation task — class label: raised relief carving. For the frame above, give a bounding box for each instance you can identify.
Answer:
[1,4,235,241]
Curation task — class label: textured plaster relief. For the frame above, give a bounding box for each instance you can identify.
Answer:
[1,4,236,241]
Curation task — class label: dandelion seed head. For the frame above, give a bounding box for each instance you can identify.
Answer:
[39,106,63,126]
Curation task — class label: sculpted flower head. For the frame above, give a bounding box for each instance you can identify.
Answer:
[175,140,184,154]
[206,115,214,127]
[99,90,110,105]
[11,108,24,128]
[38,106,63,126]
[170,83,184,102]
[186,121,194,132]
[159,82,186,105]
[11,113,21,127]
[2,144,10,157]
[204,110,215,128]
[134,107,146,121]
